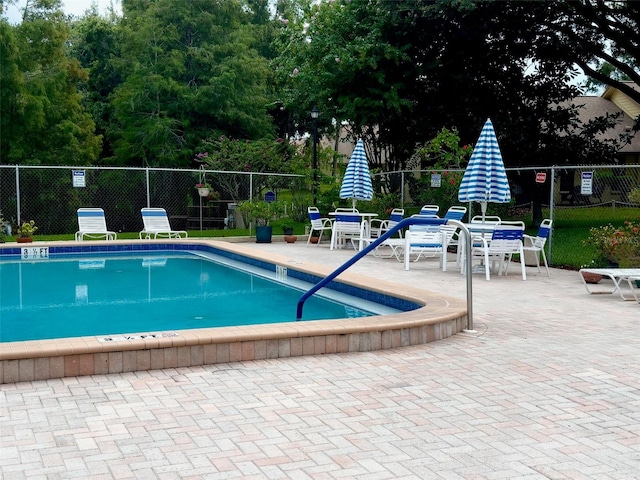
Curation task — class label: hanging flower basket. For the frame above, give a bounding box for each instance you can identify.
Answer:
[195,183,211,197]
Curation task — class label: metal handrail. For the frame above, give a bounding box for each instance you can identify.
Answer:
[296,217,474,331]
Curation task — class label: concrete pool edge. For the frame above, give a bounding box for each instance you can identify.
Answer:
[0,239,468,384]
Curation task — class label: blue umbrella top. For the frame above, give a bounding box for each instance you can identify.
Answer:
[458,119,511,204]
[340,139,374,203]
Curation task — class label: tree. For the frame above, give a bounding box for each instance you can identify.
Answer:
[110,0,275,167]
[69,9,122,162]
[0,0,101,165]
[540,0,640,108]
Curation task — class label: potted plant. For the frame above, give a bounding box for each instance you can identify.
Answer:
[195,182,211,197]
[583,220,640,269]
[238,200,283,243]
[281,225,297,243]
[17,220,37,243]
[0,214,7,243]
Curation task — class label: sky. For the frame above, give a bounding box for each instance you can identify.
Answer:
[4,0,122,24]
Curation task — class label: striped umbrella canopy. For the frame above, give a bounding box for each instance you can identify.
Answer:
[458,118,511,221]
[340,139,373,208]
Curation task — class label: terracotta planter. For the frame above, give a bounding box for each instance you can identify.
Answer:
[581,272,603,284]
[17,237,33,243]
[309,236,320,244]
[284,235,297,243]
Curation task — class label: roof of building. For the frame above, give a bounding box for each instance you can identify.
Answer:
[571,84,640,154]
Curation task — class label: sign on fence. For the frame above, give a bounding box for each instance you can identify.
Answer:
[72,170,85,187]
[535,172,546,183]
[581,171,593,195]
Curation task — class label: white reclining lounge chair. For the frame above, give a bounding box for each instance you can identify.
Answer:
[139,208,188,239]
[75,208,117,241]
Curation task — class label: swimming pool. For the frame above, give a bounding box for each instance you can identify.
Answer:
[1,250,400,342]
[0,239,468,383]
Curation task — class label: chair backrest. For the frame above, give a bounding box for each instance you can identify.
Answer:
[537,219,553,239]
[141,208,171,231]
[470,215,501,225]
[444,206,467,221]
[419,204,439,215]
[409,213,441,233]
[335,207,359,213]
[488,225,524,254]
[333,214,362,234]
[388,208,404,226]
[77,208,108,232]
[406,229,444,251]
[308,207,327,230]
[530,218,553,248]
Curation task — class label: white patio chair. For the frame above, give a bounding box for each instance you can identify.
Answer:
[468,223,526,281]
[523,219,553,276]
[330,213,364,250]
[443,206,467,266]
[370,208,405,238]
[75,208,117,241]
[139,208,188,239]
[307,207,333,246]
[404,227,447,271]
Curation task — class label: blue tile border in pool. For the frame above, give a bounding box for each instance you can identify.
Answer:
[0,242,421,312]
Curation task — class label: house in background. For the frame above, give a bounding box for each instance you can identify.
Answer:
[574,81,640,164]
[557,81,640,205]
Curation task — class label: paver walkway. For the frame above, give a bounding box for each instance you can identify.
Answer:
[2,242,639,479]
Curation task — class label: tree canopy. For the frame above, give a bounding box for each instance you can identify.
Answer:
[1,0,638,173]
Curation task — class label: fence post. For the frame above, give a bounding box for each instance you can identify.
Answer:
[15,165,21,224]
[548,166,556,264]
[145,167,150,208]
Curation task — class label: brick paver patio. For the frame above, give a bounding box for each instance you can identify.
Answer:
[2,241,639,479]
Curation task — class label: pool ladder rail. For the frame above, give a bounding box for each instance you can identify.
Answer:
[296,218,474,332]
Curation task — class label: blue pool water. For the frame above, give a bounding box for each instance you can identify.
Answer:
[0,249,403,343]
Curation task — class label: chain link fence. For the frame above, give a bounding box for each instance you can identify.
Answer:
[0,165,305,235]
[1,164,638,268]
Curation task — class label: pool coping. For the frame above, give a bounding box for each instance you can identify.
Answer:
[0,239,468,383]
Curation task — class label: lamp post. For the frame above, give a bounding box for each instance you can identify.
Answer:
[311,106,319,205]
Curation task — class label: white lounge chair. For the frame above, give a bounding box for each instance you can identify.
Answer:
[139,208,188,239]
[75,208,117,241]
[419,204,440,215]
[578,268,640,302]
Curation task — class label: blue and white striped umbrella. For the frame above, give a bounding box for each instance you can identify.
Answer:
[458,119,511,220]
[340,139,373,208]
